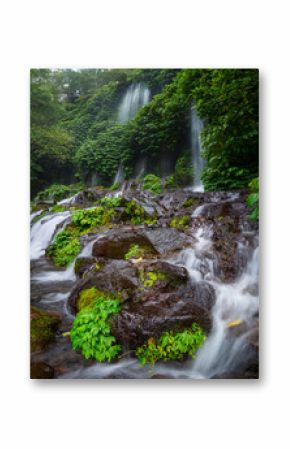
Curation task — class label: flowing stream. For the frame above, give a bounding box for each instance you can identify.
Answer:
[31,190,258,379]
[191,106,205,192]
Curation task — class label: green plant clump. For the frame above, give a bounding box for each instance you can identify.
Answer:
[139,269,167,287]
[143,174,163,194]
[124,200,146,224]
[71,207,114,232]
[47,228,81,267]
[109,182,121,191]
[170,215,191,228]
[136,323,206,365]
[182,197,197,208]
[124,244,143,260]
[246,176,259,220]
[70,295,121,362]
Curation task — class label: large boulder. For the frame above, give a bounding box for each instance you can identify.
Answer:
[111,281,215,349]
[92,228,192,259]
[68,260,140,314]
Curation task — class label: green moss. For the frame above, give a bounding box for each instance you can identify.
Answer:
[182,197,197,208]
[31,308,60,352]
[139,269,168,287]
[47,227,81,267]
[169,215,191,229]
[136,323,206,365]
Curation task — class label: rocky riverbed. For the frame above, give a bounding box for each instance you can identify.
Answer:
[30,184,259,379]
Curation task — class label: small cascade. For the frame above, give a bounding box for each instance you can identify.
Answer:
[191,106,205,192]
[30,211,70,260]
[171,224,259,378]
[113,163,125,185]
[118,83,150,123]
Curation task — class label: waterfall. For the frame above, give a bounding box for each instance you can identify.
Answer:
[113,163,125,185]
[191,107,205,192]
[118,82,150,123]
[115,83,150,182]
[171,224,259,378]
[30,211,70,260]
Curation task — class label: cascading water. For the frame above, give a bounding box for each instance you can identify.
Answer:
[113,163,125,185]
[30,211,70,260]
[191,106,205,192]
[118,82,150,123]
[115,83,150,183]
[171,224,259,379]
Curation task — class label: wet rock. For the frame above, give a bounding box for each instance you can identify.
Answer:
[30,362,54,379]
[68,260,140,314]
[74,257,97,279]
[143,228,192,255]
[92,228,191,259]
[30,307,61,352]
[111,281,215,349]
[92,229,157,259]
[137,260,188,293]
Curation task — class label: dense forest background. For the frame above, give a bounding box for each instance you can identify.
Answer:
[31,68,259,198]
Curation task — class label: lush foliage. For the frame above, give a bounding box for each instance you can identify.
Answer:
[246,177,259,220]
[34,183,83,203]
[47,228,81,266]
[70,295,121,362]
[71,207,114,232]
[124,200,146,224]
[31,68,258,195]
[178,69,259,190]
[136,323,206,365]
[143,174,162,194]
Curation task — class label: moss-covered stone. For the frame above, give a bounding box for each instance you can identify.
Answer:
[30,308,60,352]
[182,197,198,208]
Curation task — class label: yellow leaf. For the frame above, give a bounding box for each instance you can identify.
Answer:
[227,319,242,328]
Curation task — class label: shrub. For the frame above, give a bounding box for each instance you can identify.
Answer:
[174,156,194,187]
[124,200,145,224]
[136,323,206,365]
[71,207,114,232]
[70,295,121,362]
[143,174,162,194]
[47,228,81,267]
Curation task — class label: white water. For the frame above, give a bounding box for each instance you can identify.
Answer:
[191,107,205,192]
[118,83,150,123]
[30,211,71,260]
[172,225,259,378]
[113,163,125,185]
[115,83,150,184]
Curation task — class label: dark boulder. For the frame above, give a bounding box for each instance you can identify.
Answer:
[111,281,215,349]
[68,260,140,314]
[92,228,192,259]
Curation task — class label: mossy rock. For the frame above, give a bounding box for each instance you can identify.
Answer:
[30,308,61,352]
[182,197,198,208]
